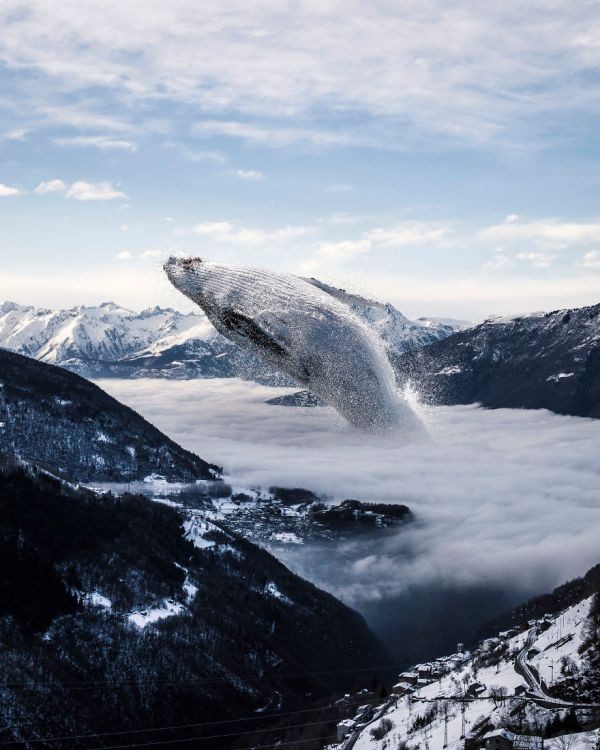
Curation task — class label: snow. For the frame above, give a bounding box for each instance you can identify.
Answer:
[263,581,293,605]
[271,532,303,544]
[182,516,221,549]
[348,599,596,750]
[128,599,186,629]
[547,372,575,382]
[182,578,198,604]
[546,730,599,749]
[82,591,112,609]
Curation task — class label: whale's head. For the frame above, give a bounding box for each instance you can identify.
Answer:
[164,256,205,302]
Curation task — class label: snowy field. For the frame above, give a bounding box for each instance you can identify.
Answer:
[98,378,600,606]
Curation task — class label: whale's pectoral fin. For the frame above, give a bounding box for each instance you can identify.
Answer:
[222,309,288,359]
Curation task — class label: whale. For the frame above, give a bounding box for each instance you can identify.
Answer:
[164,256,419,431]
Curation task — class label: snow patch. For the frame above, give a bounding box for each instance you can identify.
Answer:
[128,599,186,629]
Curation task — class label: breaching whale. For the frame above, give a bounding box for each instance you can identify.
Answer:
[164,257,419,431]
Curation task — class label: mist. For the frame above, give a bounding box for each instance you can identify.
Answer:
[98,377,600,654]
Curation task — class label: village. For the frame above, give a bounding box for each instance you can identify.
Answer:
[329,598,599,750]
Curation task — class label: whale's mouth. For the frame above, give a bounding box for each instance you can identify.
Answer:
[164,256,205,297]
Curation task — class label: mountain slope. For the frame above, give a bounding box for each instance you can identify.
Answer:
[337,563,600,750]
[0,294,468,382]
[0,463,392,748]
[0,349,220,481]
[393,303,600,418]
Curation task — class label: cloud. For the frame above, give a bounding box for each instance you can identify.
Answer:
[3,2,600,150]
[98,377,600,610]
[581,250,600,269]
[479,219,600,250]
[516,251,557,268]
[366,223,454,248]
[3,128,28,140]
[139,249,163,259]
[0,183,22,196]
[115,250,132,260]
[192,220,312,246]
[162,141,226,164]
[194,120,359,148]
[483,249,509,271]
[231,169,264,181]
[54,135,137,152]
[301,239,372,272]
[34,179,66,194]
[66,181,128,201]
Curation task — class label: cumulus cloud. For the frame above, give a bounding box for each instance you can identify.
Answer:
[115,250,132,260]
[365,223,454,248]
[479,219,600,250]
[0,183,22,196]
[34,179,66,194]
[66,180,128,201]
[98,377,600,609]
[54,135,137,151]
[301,239,372,272]
[192,220,312,246]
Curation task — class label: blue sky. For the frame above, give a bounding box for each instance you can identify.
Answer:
[1,1,600,319]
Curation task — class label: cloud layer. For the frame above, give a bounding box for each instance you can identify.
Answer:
[98,378,600,607]
[3,1,600,148]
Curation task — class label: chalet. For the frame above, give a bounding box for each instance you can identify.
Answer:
[467,682,486,697]
[481,729,543,750]
[482,729,515,749]
[398,671,418,685]
[336,718,355,742]
[482,637,501,651]
[417,664,433,679]
[392,681,414,696]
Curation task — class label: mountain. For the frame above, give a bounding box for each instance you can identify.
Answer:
[335,562,600,750]
[0,461,392,749]
[0,349,220,481]
[0,294,468,382]
[392,303,600,418]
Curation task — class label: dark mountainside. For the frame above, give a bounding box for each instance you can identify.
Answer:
[0,463,393,749]
[392,303,600,418]
[0,349,220,481]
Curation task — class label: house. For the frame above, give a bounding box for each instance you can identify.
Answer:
[482,729,515,749]
[467,682,486,697]
[481,730,544,750]
[417,664,433,679]
[336,718,356,742]
[482,637,501,651]
[398,671,418,685]
[392,681,414,696]
[513,684,528,696]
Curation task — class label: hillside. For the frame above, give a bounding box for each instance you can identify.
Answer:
[0,294,467,382]
[0,349,219,481]
[0,463,392,749]
[332,564,600,750]
[393,303,600,418]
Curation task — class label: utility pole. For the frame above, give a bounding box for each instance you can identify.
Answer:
[443,701,449,748]
[460,700,467,739]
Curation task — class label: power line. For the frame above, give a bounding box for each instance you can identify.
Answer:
[0,698,378,745]
[4,715,344,749]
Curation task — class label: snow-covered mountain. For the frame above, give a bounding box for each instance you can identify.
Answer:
[394,302,600,419]
[333,563,600,750]
[0,291,469,381]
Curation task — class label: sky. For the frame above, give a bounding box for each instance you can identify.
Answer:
[99,377,600,609]
[2,1,600,319]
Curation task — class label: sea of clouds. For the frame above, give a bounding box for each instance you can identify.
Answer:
[99,377,600,612]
